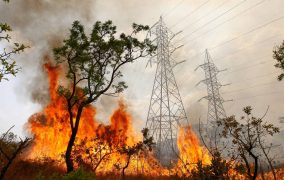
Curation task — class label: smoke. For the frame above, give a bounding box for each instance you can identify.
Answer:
[1,0,284,145]
[0,0,96,105]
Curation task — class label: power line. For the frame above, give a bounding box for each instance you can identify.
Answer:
[221,81,280,95]
[182,55,279,84]
[181,0,229,31]
[225,57,273,74]
[232,89,284,101]
[162,0,187,18]
[177,69,281,108]
[213,32,284,62]
[183,32,280,66]
[177,33,282,78]
[173,2,273,62]
[231,71,279,85]
[170,0,211,28]
[179,0,247,43]
[209,14,284,50]
[182,0,267,46]
[183,70,280,98]
[226,55,271,70]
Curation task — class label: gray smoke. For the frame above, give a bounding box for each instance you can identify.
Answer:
[0,0,96,105]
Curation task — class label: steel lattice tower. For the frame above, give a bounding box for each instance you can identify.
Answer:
[146,17,189,166]
[196,49,228,124]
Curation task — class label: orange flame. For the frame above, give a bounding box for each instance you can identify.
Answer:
[178,126,211,165]
[25,62,163,175]
[174,126,211,175]
[26,64,97,159]
[24,62,220,177]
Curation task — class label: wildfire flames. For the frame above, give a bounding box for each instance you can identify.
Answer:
[27,64,97,159]
[24,61,214,177]
[177,126,211,173]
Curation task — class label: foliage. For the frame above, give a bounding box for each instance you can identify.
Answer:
[72,127,154,179]
[115,128,154,180]
[217,106,280,180]
[62,167,94,180]
[34,167,94,180]
[54,20,156,172]
[273,40,284,81]
[182,150,237,180]
[0,126,31,180]
[34,172,45,180]
[72,126,126,173]
[0,1,28,82]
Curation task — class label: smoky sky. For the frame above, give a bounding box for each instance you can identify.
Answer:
[0,0,284,143]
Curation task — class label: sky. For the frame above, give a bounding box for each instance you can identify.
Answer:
[0,0,284,142]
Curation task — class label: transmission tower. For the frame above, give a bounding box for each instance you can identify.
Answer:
[195,50,231,149]
[195,49,229,124]
[146,17,189,166]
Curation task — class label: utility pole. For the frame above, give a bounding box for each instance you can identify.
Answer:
[146,17,189,166]
[195,49,230,148]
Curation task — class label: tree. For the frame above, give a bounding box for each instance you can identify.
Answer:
[72,126,126,174]
[217,106,280,180]
[0,0,27,82]
[0,126,31,180]
[273,40,284,81]
[115,128,154,180]
[53,20,156,173]
[188,151,233,180]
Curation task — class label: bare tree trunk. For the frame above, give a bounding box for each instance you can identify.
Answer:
[258,138,277,180]
[0,138,30,180]
[93,153,110,173]
[65,131,76,172]
[65,107,83,173]
[249,151,258,180]
[122,156,131,180]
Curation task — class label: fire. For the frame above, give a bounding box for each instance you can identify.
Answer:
[178,126,211,164]
[26,63,97,159]
[175,126,211,175]
[24,61,214,177]
[25,62,163,175]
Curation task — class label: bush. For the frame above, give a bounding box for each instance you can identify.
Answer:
[63,168,94,180]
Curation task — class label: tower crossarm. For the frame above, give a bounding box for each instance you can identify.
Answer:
[145,17,189,166]
[196,49,230,123]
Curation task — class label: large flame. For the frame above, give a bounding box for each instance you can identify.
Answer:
[177,126,211,172]
[25,62,215,177]
[27,63,98,159]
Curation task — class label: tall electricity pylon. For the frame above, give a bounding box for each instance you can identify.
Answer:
[195,49,230,150]
[146,17,189,166]
[195,49,229,124]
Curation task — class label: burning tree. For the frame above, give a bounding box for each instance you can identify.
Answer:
[53,20,156,172]
[0,126,31,180]
[217,106,280,180]
[71,126,127,174]
[115,128,154,180]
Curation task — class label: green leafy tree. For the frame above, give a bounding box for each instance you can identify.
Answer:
[0,0,27,82]
[217,106,279,180]
[273,40,284,81]
[53,20,156,173]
